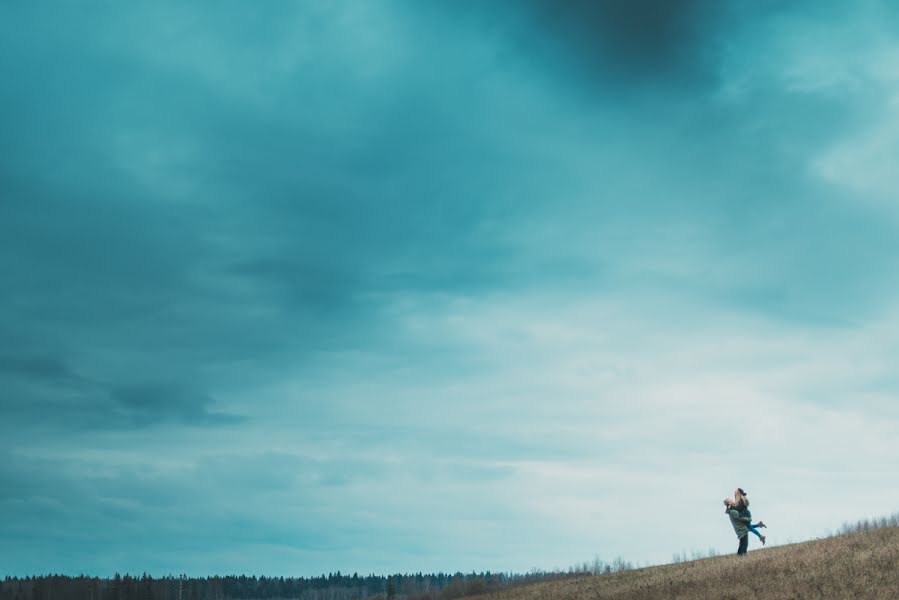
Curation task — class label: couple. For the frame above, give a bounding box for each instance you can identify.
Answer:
[724,487,767,555]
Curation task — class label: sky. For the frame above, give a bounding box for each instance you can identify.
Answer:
[2,0,899,578]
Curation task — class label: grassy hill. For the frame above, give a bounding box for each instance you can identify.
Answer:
[474,525,899,600]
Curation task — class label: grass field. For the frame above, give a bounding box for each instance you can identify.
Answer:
[474,525,899,600]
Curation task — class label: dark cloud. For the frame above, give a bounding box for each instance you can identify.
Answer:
[526,0,720,83]
[0,355,86,387]
[0,363,244,431]
[448,0,747,93]
[109,383,246,427]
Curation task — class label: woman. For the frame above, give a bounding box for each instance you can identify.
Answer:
[733,488,767,545]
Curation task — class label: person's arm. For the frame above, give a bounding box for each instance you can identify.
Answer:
[729,509,751,523]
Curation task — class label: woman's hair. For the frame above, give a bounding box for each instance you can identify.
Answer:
[735,488,749,508]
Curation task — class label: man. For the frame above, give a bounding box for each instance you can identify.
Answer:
[724,497,752,555]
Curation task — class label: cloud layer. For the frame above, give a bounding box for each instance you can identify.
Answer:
[2,0,899,576]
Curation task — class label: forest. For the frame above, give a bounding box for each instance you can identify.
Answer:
[0,567,602,600]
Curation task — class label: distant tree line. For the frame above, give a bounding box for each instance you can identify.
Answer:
[836,512,899,536]
[0,566,631,600]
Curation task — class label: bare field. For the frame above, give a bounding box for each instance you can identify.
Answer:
[474,526,899,600]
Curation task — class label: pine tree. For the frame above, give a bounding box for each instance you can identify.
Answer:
[386,576,395,600]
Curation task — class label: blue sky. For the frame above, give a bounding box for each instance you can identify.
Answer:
[3,0,899,577]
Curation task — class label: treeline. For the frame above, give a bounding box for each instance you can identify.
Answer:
[835,511,899,536]
[0,567,618,600]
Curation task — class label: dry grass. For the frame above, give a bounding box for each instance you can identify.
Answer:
[474,526,899,600]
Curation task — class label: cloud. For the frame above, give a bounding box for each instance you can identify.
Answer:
[110,383,246,427]
[0,353,244,431]
[2,0,899,578]
[448,0,738,97]
[0,355,87,387]
[523,0,721,83]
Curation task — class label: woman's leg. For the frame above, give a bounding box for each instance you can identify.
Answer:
[748,524,767,545]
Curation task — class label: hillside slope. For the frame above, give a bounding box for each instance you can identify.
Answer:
[476,526,899,600]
